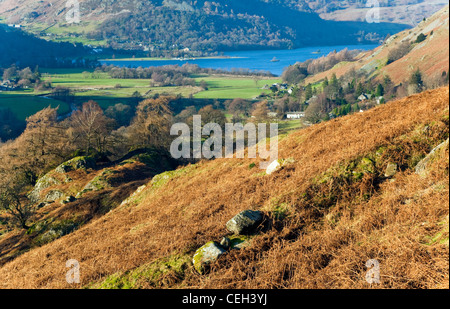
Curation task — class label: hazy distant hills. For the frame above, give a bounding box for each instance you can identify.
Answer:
[316,0,449,26]
[0,0,412,52]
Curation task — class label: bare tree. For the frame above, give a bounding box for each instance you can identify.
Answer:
[305,93,328,123]
[22,106,69,178]
[69,101,113,154]
[0,172,34,229]
[128,97,174,149]
[251,101,270,124]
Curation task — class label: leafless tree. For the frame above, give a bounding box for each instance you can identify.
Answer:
[69,101,113,154]
[128,97,174,149]
[0,172,34,229]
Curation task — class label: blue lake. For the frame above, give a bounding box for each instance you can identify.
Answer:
[100,44,379,76]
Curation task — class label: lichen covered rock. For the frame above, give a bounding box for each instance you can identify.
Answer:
[415,138,449,177]
[55,156,96,173]
[76,169,116,198]
[385,162,398,178]
[192,241,226,274]
[226,210,264,235]
[44,190,66,203]
[28,174,61,203]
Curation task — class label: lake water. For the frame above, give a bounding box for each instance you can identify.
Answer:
[100,44,379,76]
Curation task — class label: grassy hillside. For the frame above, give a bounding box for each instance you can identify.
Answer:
[0,86,448,289]
[304,5,449,86]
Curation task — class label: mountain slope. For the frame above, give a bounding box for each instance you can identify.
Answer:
[317,0,448,26]
[0,0,409,51]
[303,5,449,86]
[0,86,448,289]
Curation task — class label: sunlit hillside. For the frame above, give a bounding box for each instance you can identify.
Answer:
[0,86,448,289]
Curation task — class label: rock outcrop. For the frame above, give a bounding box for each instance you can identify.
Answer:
[54,156,96,173]
[29,156,97,204]
[28,174,61,203]
[415,138,449,177]
[76,169,116,198]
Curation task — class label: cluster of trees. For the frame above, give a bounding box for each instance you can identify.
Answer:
[80,0,399,52]
[387,32,431,65]
[100,64,197,87]
[98,63,272,81]
[91,63,272,88]
[282,48,360,84]
[175,96,283,127]
[306,48,360,75]
[0,96,178,228]
[90,2,292,52]
[387,40,412,64]
[301,67,448,123]
[0,65,52,90]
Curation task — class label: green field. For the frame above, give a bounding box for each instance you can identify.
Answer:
[278,119,305,136]
[41,69,203,110]
[2,68,282,120]
[42,70,281,101]
[0,93,70,120]
[193,76,281,100]
[42,69,281,103]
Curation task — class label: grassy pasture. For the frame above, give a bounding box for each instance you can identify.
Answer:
[3,68,281,120]
[193,76,281,99]
[0,92,70,120]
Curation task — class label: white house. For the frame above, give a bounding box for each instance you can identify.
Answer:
[286,112,305,119]
[358,94,369,101]
[358,93,373,101]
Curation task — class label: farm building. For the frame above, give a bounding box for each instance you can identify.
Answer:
[286,112,305,119]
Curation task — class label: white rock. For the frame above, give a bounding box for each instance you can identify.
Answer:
[266,160,281,175]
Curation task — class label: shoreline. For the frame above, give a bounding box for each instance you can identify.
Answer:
[100,56,244,62]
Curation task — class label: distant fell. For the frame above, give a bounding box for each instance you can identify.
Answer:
[0,0,410,52]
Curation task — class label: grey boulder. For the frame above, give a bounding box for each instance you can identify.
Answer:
[193,241,227,274]
[226,210,264,235]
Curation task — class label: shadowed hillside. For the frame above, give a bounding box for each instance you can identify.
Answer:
[0,25,92,67]
[0,86,448,289]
